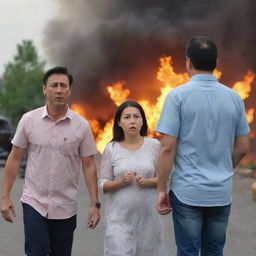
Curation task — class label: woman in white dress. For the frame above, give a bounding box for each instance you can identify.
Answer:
[98,100,165,256]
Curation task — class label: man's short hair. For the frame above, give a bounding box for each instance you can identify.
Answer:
[186,36,217,71]
[43,67,73,86]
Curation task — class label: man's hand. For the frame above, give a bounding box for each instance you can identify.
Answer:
[1,197,16,222]
[87,206,100,229]
[0,145,24,223]
[156,191,172,215]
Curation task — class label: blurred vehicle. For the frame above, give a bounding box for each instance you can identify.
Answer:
[0,115,13,159]
[0,115,26,177]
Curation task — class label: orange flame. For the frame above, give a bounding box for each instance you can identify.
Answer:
[96,120,114,153]
[232,71,255,100]
[156,56,189,87]
[71,103,86,117]
[71,103,100,134]
[71,57,255,153]
[231,71,255,124]
[138,57,222,139]
[138,57,188,136]
[93,82,131,152]
[247,108,254,124]
[107,81,130,106]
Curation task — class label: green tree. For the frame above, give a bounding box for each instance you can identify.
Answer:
[0,40,45,125]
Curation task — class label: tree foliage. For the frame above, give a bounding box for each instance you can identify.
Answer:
[0,40,45,125]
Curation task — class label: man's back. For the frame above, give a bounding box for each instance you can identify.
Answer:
[156,36,250,256]
[157,74,250,206]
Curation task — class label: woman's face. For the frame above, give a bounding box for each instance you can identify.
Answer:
[118,106,143,137]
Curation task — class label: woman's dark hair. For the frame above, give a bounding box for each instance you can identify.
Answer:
[43,66,73,86]
[112,100,148,141]
[186,36,217,71]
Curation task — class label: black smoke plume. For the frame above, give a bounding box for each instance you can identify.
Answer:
[43,0,256,126]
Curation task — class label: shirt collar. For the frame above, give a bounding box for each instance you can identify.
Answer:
[190,74,217,82]
[41,105,72,121]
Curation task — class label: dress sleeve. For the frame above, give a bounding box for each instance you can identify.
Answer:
[98,142,114,194]
[150,138,160,171]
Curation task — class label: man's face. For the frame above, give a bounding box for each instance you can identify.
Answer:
[43,73,71,108]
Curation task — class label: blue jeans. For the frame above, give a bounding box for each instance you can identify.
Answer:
[170,191,231,256]
[22,203,77,256]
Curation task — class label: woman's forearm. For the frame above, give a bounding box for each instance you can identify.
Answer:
[103,179,126,194]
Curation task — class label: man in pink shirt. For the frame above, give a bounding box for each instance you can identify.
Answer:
[0,67,100,256]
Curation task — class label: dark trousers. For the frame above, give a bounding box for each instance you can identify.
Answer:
[170,191,231,256]
[22,203,77,256]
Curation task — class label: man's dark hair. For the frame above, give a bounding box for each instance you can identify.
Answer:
[111,100,148,142]
[186,36,217,71]
[43,66,73,86]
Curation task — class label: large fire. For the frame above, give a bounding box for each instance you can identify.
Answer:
[71,57,255,153]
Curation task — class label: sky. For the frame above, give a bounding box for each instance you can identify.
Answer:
[0,0,58,76]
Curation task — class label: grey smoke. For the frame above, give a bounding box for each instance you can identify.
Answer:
[43,0,256,123]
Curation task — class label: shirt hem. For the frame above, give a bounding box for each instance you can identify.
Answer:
[171,190,232,207]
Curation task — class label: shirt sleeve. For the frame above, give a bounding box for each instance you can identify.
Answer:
[11,115,28,149]
[98,143,114,194]
[155,91,181,137]
[236,97,250,136]
[79,121,98,157]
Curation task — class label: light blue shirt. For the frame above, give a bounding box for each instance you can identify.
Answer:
[156,74,250,206]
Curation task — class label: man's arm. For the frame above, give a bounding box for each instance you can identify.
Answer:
[1,145,25,222]
[136,176,158,188]
[232,135,250,168]
[81,155,100,229]
[156,134,177,215]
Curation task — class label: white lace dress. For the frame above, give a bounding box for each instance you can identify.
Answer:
[98,137,165,256]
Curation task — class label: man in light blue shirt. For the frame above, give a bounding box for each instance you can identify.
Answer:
[156,36,250,256]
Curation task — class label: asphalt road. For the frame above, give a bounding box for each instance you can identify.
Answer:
[0,163,255,256]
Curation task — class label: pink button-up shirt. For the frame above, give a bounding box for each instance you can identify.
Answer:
[12,106,98,219]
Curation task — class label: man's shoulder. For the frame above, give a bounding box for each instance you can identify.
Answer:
[22,106,44,120]
[171,81,191,94]
[217,82,243,99]
[165,82,190,100]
